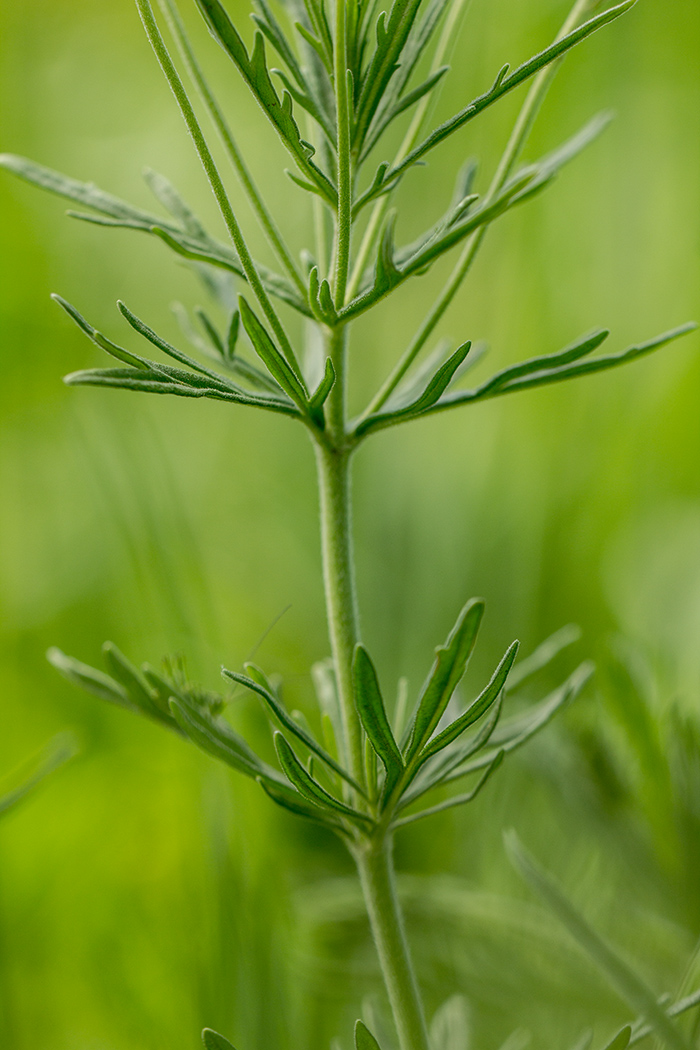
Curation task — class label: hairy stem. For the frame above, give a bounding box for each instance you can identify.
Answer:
[355,835,431,1050]
[314,324,363,784]
[333,0,352,307]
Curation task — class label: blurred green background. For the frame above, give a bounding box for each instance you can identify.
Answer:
[0,0,699,1047]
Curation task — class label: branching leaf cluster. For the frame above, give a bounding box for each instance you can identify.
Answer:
[48,599,593,839]
[1,0,693,448]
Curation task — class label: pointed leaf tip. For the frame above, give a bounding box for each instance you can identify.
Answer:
[202,1030,237,1050]
[355,1019,382,1050]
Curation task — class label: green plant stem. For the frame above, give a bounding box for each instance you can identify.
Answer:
[158,0,307,298]
[135,0,306,385]
[314,324,363,783]
[355,835,431,1050]
[362,0,594,417]
[333,0,352,307]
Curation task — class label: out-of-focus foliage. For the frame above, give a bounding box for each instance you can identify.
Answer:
[0,0,698,1049]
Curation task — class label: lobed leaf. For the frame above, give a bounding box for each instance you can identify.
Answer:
[194,0,336,204]
[371,1,638,191]
[353,0,425,149]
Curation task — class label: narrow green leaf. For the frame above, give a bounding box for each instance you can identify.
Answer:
[404,598,485,761]
[256,774,345,829]
[355,1019,383,1050]
[400,694,503,807]
[308,358,336,419]
[429,324,697,417]
[143,167,206,237]
[238,296,308,409]
[0,154,174,227]
[353,0,425,148]
[505,832,690,1050]
[47,647,134,711]
[101,642,168,724]
[356,341,473,435]
[274,733,373,825]
[116,300,253,394]
[63,364,298,414]
[418,639,519,762]
[353,646,404,798]
[52,295,152,371]
[222,665,365,796]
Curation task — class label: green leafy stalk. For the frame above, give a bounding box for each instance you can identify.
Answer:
[134,0,307,385]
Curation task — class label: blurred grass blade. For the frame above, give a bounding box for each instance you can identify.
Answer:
[447,662,594,780]
[430,994,471,1050]
[353,645,404,799]
[0,734,77,820]
[394,750,504,828]
[507,624,581,691]
[505,832,691,1050]
[629,991,700,1046]
[404,598,485,761]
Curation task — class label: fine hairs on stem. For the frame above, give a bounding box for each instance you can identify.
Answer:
[1,1,697,1049]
